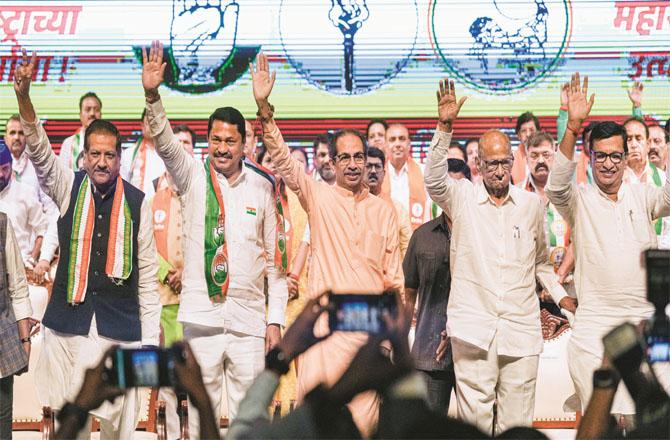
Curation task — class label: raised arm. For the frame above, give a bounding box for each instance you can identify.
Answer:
[547,73,593,225]
[424,79,466,220]
[627,81,644,118]
[137,199,160,347]
[251,54,314,210]
[14,49,73,211]
[142,40,197,194]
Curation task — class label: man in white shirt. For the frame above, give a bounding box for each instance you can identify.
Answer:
[0,140,48,269]
[121,108,167,198]
[59,92,102,170]
[142,41,287,434]
[424,79,569,434]
[546,73,670,419]
[385,123,431,230]
[623,118,670,249]
[4,114,59,283]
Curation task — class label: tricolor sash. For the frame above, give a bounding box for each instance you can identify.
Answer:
[650,162,663,235]
[204,158,230,302]
[67,175,133,304]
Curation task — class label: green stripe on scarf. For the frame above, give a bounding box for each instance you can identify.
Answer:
[650,162,663,235]
[204,158,227,300]
[67,175,90,303]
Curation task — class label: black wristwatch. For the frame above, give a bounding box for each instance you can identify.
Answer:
[593,368,620,389]
[265,347,290,375]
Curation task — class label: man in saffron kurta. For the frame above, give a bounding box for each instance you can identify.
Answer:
[251,54,403,437]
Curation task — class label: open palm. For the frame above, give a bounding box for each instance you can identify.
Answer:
[250,53,276,103]
[437,78,467,123]
[566,72,595,123]
[142,40,167,92]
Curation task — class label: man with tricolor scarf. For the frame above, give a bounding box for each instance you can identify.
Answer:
[141,41,288,435]
[251,53,403,438]
[623,117,670,249]
[13,49,161,439]
[383,123,431,230]
[59,92,103,171]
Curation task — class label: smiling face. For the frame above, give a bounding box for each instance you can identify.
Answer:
[591,136,626,196]
[207,120,244,178]
[367,122,386,150]
[334,133,366,192]
[80,96,102,128]
[83,132,120,192]
[624,119,649,169]
[648,125,668,170]
[386,124,411,169]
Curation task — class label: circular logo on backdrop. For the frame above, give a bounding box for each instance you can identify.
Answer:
[279,0,419,95]
[430,0,571,94]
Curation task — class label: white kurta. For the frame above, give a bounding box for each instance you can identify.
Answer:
[546,151,670,414]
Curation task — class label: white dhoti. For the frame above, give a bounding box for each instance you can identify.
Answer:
[451,336,539,436]
[35,316,141,439]
[183,323,264,440]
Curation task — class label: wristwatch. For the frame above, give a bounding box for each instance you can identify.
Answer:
[265,347,290,375]
[593,368,620,389]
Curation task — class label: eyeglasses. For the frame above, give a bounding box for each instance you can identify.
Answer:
[336,152,366,164]
[591,150,625,164]
[365,163,383,172]
[481,157,513,172]
[528,151,554,161]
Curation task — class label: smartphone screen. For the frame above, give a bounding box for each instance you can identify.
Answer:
[328,293,397,333]
[113,348,174,388]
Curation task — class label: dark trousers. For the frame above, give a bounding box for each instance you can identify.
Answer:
[0,375,13,440]
[417,366,455,416]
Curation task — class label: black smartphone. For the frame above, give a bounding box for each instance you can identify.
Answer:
[603,323,645,382]
[328,293,398,334]
[111,347,176,388]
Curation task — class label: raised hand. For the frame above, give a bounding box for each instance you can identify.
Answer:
[627,81,643,108]
[170,0,239,85]
[437,78,467,127]
[142,40,167,95]
[13,49,36,97]
[566,72,595,125]
[250,53,276,104]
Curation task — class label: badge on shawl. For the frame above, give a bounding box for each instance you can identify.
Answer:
[550,247,566,271]
[277,231,286,254]
[211,246,229,286]
[551,219,567,237]
[411,202,424,219]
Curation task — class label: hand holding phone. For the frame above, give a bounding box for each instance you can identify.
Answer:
[328,292,399,334]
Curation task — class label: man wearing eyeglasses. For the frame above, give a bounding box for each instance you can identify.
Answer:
[546,73,670,421]
[424,79,567,434]
[250,54,403,437]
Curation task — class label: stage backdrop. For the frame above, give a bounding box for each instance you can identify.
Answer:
[1,0,669,136]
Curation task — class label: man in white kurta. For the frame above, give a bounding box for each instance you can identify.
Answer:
[546,74,670,417]
[424,80,568,435]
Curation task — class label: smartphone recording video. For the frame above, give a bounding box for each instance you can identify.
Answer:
[112,347,175,388]
[328,293,398,334]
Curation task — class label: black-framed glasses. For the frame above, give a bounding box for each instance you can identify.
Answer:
[336,152,366,164]
[591,150,625,164]
[481,157,513,172]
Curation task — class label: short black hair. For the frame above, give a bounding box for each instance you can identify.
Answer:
[366,119,388,138]
[173,124,197,145]
[312,133,331,150]
[515,111,541,134]
[447,158,471,181]
[582,121,599,147]
[84,119,122,153]
[79,92,102,112]
[526,131,555,150]
[589,121,628,154]
[329,129,368,159]
[448,140,468,163]
[207,107,246,140]
[623,117,649,139]
[366,146,385,166]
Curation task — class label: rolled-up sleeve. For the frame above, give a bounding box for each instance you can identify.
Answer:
[6,219,32,321]
[137,198,161,346]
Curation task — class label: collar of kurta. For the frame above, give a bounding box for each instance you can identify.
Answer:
[212,161,247,188]
[476,181,517,206]
[389,160,409,177]
[594,180,626,203]
[335,184,369,201]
